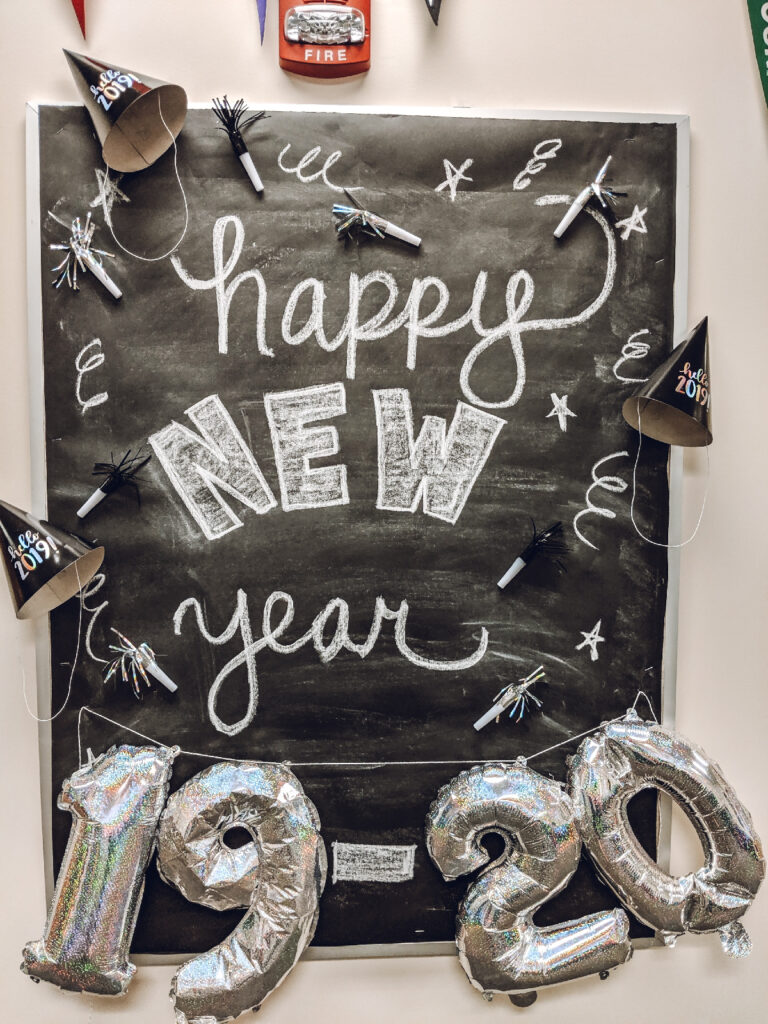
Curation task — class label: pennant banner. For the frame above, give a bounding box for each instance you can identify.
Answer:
[747,0,768,107]
[70,0,86,38]
[257,0,267,42]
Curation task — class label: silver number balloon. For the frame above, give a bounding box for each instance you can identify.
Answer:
[22,744,178,994]
[425,761,633,994]
[156,761,327,1023]
[569,711,766,955]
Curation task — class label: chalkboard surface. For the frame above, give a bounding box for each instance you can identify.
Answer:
[31,105,684,954]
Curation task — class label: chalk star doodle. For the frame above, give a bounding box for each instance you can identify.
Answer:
[575,619,605,661]
[573,450,629,550]
[546,393,577,431]
[615,205,648,241]
[435,159,474,201]
[89,169,130,225]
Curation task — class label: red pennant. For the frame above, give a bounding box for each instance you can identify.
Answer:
[70,0,86,38]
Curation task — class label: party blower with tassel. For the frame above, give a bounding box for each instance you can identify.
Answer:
[473,666,546,731]
[497,520,567,589]
[77,449,151,519]
[50,211,121,300]
[553,155,626,239]
[212,96,268,195]
[104,629,178,698]
[333,189,421,248]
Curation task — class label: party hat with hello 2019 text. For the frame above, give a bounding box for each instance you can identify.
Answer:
[622,317,712,447]
[63,50,187,173]
[0,501,104,619]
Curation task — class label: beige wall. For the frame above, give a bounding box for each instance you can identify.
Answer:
[1,2,766,1021]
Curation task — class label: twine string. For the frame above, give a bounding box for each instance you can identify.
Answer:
[104,92,189,262]
[630,398,710,548]
[75,690,659,771]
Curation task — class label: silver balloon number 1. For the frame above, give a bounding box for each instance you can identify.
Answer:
[426,762,633,994]
[22,745,178,994]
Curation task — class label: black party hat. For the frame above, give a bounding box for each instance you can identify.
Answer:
[622,317,712,447]
[424,0,442,26]
[63,50,187,173]
[0,501,104,619]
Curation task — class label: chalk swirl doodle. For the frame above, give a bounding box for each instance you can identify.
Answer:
[573,451,629,550]
[613,329,651,384]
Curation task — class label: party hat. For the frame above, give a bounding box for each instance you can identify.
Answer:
[424,0,442,25]
[63,50,187,173]
[0,501,104,619]
[622,317,712,447]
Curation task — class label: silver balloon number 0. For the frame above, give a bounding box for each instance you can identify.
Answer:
[426,714,765,999]
[569,711,765,957]
[156,761,327,1024]
[426,761,633,994]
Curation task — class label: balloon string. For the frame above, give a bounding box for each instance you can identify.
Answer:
[75,690,658,770]
[104,92,189,261]
[629,399,710,548]
[23,563,83,724]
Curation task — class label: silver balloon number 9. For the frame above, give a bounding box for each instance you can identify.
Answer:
[426,761,633,995]
[569,712,766,956]
[156,761,327,1024]
[22,745,178,995]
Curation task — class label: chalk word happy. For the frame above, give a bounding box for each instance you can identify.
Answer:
[170,204,617,410]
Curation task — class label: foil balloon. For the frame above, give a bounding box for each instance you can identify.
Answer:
[569,710,765,955]
[22,745,178,994]
[425,761,632,995]
[156,761,327,1022]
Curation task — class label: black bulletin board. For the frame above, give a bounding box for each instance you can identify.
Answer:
[28,104,686,955]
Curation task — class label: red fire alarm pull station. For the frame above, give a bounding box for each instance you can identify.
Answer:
[279,1,371,78]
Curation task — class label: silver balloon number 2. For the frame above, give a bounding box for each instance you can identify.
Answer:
[569,711,766,957]
[22,744,178,994]
[156,761,327,1024]
[426,713,765,1000]
[426,762,633,994]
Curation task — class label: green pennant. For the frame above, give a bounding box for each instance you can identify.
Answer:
[747,0,768,107]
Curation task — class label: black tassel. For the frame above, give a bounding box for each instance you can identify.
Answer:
[212,96,268,157]
[519,520,568,574]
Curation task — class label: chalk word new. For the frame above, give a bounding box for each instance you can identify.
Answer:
[170,204,617,411]
[149,388,504,540]
[175,588,489,736]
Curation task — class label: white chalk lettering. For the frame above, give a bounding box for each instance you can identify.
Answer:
[175,588,489,736]
[277,144,361,193]
[374,389,505,524]
[149,394,276,541]
[171,216,272,357]
[513,138,562,191]
[573,450,629,551]
[264,383,349,511]
[75,338,108,413]
[171,200,616,411]
[332,842,417,884]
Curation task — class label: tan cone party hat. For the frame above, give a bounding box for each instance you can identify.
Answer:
[64,50,187,173]
[622,317,712,447]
